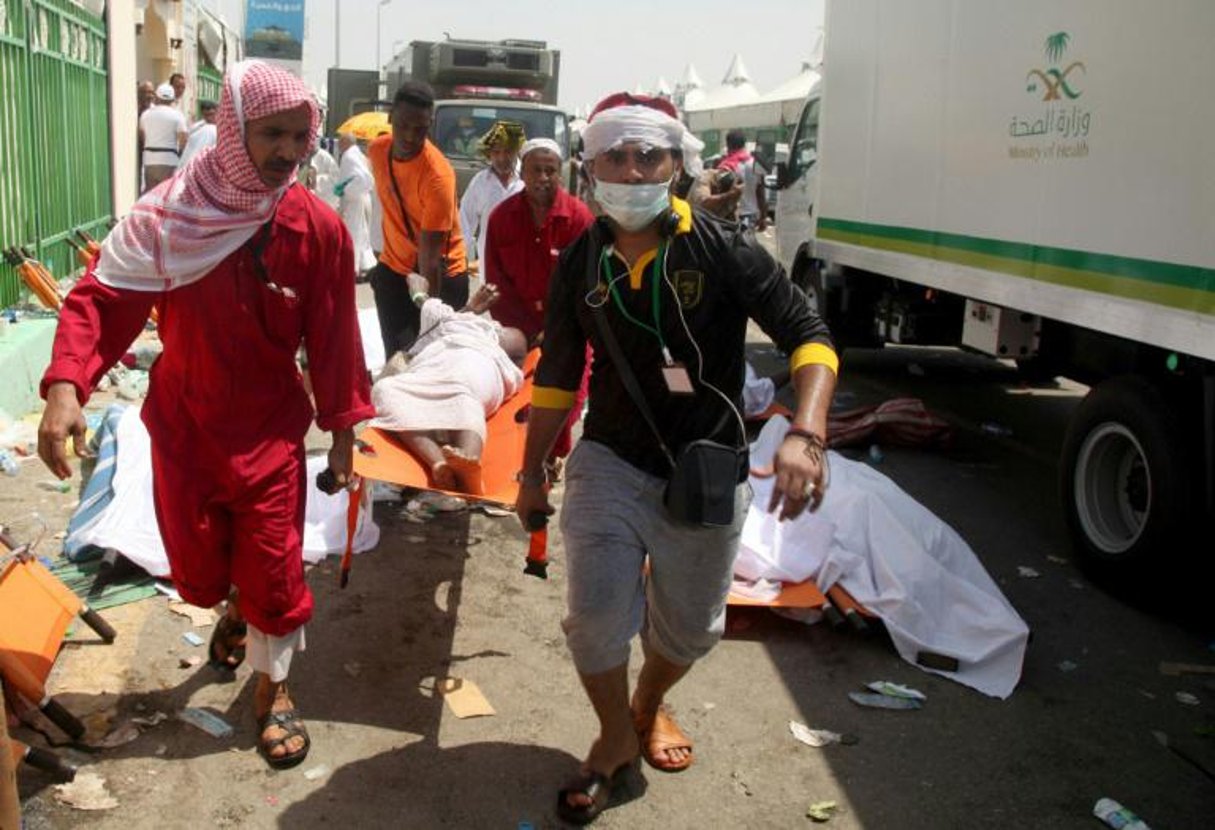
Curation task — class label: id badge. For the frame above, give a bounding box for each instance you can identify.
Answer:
[662,362,695,395]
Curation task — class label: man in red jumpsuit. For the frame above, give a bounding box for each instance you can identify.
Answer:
[37,60,373,770]
[483,138,594,466]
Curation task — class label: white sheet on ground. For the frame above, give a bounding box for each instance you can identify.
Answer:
[67,406,379,577]
[737,416,1029,698]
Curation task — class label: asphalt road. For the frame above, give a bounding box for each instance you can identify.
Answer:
[740,336,1215,829]
[11,243,1215,830]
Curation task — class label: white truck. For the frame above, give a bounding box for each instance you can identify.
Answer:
[775,0,1214,578]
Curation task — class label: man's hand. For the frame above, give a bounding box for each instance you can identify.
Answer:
[466,283,500,315]
[327,428,356,490]
[515,479,555,532]
[766,432,828,521]
[405,272,430,300]
[38,382,89,479]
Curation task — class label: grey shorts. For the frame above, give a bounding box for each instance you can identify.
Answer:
[559,440,751,674]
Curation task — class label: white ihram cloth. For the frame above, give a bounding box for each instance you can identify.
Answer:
[337,143,376,272]
[736,416,1029,699]
[458,165,522,269]
[369,298,523,440]
[65,406,380,578]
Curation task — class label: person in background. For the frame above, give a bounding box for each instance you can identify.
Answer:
[483,138,594,473]
[448,114,480,156]
[139,83,188,192]
[335,132,377,274]
[180,99,218,166]
[716,128,767,231]
[169,72,187,105]
[515,92,836,824]
[458,120,525,275]
[367,81,468,357]
[38,60,372,772]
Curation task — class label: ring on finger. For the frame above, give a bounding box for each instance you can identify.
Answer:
[801,480,816,499]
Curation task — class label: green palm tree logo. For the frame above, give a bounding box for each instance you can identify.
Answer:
[1027,31,1085,100]
[1045,32,1070,63]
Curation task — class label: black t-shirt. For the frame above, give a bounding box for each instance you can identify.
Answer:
[535,202,833,479]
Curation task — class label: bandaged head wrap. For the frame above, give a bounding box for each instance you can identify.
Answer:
[581,93,703,176]
[96,60,320,291]
[520,137,563,161]
[478,120,527,156]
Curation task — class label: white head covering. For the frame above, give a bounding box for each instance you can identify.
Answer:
[580,103,704,176]
[155,82,175,102]
[520,137,563,161]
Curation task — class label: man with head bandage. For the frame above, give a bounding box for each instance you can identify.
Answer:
[38,60,373,772]
[514,92,839,824]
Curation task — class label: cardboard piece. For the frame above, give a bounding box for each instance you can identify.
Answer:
[438,677,496,719]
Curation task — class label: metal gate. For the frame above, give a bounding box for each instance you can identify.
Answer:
[0,0,110,308]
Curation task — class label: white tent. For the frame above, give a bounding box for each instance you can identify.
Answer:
[686,53,760,112]
[674,63,706,110]
[685,59,819,140]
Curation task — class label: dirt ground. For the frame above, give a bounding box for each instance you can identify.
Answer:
[6,279,1215,828]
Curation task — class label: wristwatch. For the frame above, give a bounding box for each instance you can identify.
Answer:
[514,469,548,487]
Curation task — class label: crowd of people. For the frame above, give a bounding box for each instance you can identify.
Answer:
[39,61,835,824]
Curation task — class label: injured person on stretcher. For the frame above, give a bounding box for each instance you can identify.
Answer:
[369,272,528,494]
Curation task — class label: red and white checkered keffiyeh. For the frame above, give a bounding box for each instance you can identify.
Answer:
[95,60,319,291]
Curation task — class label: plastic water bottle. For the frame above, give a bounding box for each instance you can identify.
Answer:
[1093,798,1150,830]
[0,449,18,477]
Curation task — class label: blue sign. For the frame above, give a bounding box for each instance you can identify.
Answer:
[244,1,306,62]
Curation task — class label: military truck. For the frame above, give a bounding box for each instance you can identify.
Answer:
[386,37,570,195]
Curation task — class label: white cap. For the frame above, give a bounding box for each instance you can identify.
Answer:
[155,82,175,102]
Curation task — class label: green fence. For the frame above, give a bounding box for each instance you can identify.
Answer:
[197,62,222,106]
[0,0,110,309]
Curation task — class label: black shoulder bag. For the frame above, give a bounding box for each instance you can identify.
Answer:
[584,235,745,527]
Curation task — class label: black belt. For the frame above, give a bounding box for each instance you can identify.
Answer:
[144,146,180,156]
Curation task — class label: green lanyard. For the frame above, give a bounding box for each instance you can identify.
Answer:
[601,243,669,357]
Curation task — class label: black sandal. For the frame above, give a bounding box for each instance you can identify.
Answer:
[207,614,247,670]
[257,708,311,770]
[555,759,639,826]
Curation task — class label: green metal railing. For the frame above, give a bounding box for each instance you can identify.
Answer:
[197,62,222,106]
[0,0,110,309]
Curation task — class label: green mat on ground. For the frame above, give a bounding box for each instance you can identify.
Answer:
[46,556,160,611]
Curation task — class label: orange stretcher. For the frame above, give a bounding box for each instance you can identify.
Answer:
[728,579,877,632]
[353,350,539,506]
[0,530,117,741]
[349,350,546,582]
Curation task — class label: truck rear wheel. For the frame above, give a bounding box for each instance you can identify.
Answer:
[1060,376,1191,579]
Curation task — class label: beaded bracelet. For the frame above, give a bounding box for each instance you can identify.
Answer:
[784,426,831,493]
[411,291,429,307]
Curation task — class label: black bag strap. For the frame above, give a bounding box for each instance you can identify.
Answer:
[387,153,455,273]
[585,232,678,470]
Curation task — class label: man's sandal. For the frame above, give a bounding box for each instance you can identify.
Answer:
[555,759,639,826]
[635,706,694,773]
[257,708,311,770]
[207,614,247,671]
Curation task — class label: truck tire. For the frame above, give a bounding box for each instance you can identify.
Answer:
[1060,376,1191,580]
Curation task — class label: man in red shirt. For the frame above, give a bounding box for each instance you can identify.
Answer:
[37,61,373,771]
[483,138,594,464]
[484,138,594,344]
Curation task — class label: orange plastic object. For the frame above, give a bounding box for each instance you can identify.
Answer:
[727,579,828,609]
[353,349,540,506]
[0,557,83,702]
[825,583,877,618]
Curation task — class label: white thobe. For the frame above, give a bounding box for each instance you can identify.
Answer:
[337,144,376,273]
[458,165,523,270]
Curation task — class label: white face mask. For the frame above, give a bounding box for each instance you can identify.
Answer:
[593,178,672,232]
